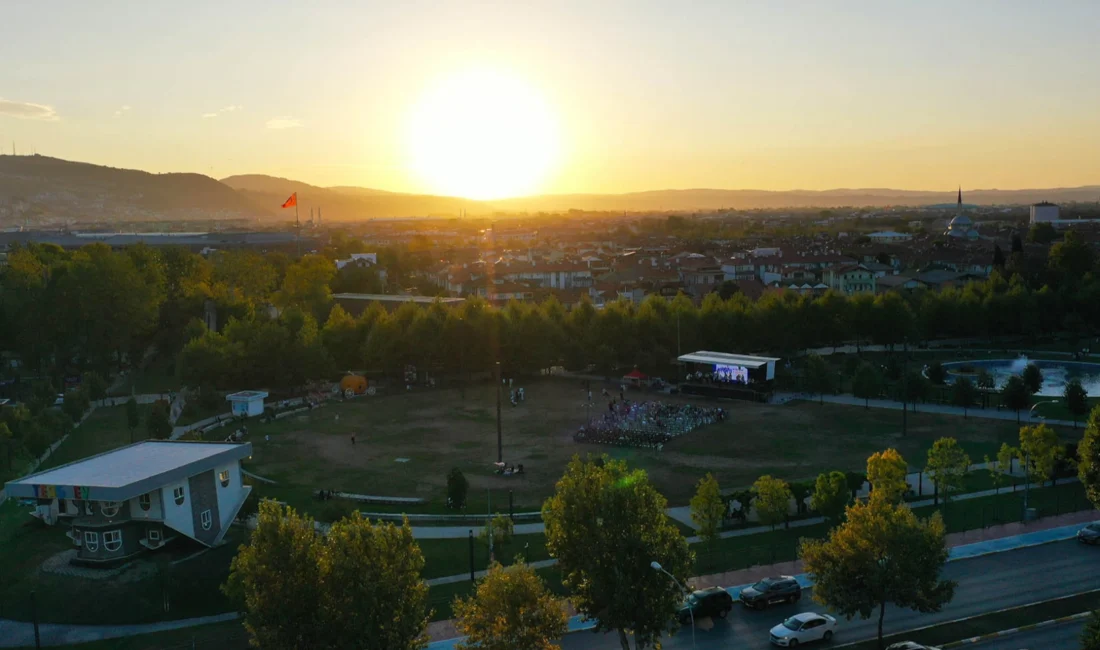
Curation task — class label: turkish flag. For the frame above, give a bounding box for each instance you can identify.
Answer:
[281,192,297,208]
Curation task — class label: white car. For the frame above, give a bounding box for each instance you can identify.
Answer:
[769,612,837,646]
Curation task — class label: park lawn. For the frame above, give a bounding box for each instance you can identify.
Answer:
[37,403,152,472]
[0,499,240,626]
[236,378,1063,519]
[24,620,250,650]
[1032,396,1100,425]
[109,355,182,397]
[418,533,550,580]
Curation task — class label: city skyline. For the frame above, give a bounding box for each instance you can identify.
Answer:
[3,1,1100,198]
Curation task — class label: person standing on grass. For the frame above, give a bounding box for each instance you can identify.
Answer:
[351,433,356,445]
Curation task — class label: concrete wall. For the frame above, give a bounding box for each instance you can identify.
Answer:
[163,480,195,539]
[214,462,245,529]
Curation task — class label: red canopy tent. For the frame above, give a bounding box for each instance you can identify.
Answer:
[623,369,649,386]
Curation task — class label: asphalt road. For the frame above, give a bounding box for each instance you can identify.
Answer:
[560,540,1100,649]
[972,620,1085,650]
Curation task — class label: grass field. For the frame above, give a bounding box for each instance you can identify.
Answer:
[237,378,1077,513]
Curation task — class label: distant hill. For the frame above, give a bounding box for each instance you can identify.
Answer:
[490,186,1100,212]
[2,155,1098,223]
[0,155,271,223]
[221,174,488,220]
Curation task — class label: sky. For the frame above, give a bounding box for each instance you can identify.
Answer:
[3,0,1100,198]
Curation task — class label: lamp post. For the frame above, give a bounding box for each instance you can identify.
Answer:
[1023,399,1059,513]
[651,561,695,650]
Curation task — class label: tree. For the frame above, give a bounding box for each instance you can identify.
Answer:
[62,387,90,423]
[1027,221,1057,244]
[453,561,568,650]
[225,502,431,650]
[1018,423,1063,488]
[845,471,868,500]
[951,377,978,418]
[224,502,327,650]
[1065,378,1089,429]
[983,454,1007,495]
[690,473,725,544]
[480,514,514,550]
[145,400,172,440]
[1001,375,1031,424]
[789,480,812,515]
[992,244,1006,269]
[542,456,691,650]
[447,468,469,510]
[1022,363,1044,395]
[925,438,971,508]
[125,397,140,442]
[867,449,909,504]
[903,370,929,413]
[754,475,792,531]
[0,422,13,470]
[976,368,995,392]
[1082,608,1100,650]
[319,514,430,650]
[1081,407,1100,510]
[82,371,108,401]
[811,471,849,523]
[997,442,1018,488]
[799,498,955,649]
[714,280,740,301]
[926,361,947,385]
[852,362,883,409]
[1011,232,1023,253]
[805,353,833,405]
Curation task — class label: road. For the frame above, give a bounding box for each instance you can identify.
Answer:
[973,620,1085,649]
[560,540,1100,649]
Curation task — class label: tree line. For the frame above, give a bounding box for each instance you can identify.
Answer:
[3,233,1099,393]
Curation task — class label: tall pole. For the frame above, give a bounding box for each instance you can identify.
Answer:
[495,361,502,463]
[294,199,300,257]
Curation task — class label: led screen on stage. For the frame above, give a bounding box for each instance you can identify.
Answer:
[714,363,748,383]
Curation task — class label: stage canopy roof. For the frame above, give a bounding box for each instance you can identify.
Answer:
[677,351,781,368]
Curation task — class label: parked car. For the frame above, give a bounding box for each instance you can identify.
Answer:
[1077,522,1100,545]
[678,587,734,623]
[741,575,802,609]
[886,643,942,650]
[769,612,837,646]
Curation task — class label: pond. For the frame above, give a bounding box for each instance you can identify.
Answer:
[940,357,1100,397]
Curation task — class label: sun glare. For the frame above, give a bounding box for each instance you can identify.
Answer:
[406,67,561,200]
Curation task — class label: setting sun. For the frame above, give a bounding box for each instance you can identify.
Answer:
[406,67,561,200]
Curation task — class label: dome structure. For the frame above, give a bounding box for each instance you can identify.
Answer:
[944,187,977,238]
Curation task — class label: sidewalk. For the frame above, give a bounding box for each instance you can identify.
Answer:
[773,392,1077,428]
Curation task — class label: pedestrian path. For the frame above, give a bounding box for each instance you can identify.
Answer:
[0,613,240,649]
[425,558,558,586]
[773,392,1077,428]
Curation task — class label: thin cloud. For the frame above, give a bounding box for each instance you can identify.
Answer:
[202,104,243,118]
[0,98,59,121]
[114,105,131,118]
[266,116,302,129]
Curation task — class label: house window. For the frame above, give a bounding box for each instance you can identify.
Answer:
[200,509,212,531]
[100,501,121,517]
[149,529,161,543]
[103,530,122,552]
[173,486,185,506]
[83,531,99,552]
[138,493,151,512]
[218,469,230,488]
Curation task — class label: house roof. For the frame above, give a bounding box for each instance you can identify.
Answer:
[4,441,253,502]
[677,351,781,368]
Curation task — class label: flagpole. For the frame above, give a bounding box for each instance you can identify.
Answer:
[294,195,300,257]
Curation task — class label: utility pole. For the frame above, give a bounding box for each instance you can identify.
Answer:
[495,361,502,463]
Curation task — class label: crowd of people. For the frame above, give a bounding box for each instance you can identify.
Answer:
[574,399,725,449]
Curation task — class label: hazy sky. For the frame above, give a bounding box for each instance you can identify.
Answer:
[3,0,1100,197]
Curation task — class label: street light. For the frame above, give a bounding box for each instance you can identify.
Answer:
[1023,399,1059,514]
[651,561,695,650]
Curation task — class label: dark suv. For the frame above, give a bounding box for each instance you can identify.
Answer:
[738,576,801,609]
[678,587,734,623]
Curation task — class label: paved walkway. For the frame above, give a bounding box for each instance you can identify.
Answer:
[0,613,240,649]
[774,392,1078,428]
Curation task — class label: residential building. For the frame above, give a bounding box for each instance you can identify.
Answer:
[3,441,253,566]
[1030,202,1060,224]
[821,263,876,295]
[868,231,912,243]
